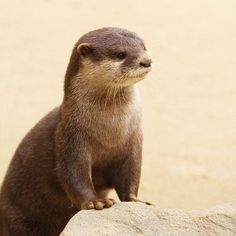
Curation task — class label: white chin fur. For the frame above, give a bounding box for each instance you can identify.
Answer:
[116,76,146,87]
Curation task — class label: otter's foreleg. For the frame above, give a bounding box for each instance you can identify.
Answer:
[114,138,151,205]
[56,133,115,210]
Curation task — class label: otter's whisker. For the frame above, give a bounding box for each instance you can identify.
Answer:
[102,81,110,111]
[104,80,113,111]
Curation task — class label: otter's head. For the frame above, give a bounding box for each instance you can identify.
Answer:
[65,27,151,89]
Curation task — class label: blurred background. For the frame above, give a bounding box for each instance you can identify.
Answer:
[0,0,236,210]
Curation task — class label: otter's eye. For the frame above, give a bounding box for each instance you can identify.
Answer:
[114,52,127,60]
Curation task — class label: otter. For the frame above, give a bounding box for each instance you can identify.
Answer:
[0,27,152,236]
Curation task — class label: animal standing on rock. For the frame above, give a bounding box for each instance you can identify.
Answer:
[0,27,152,236]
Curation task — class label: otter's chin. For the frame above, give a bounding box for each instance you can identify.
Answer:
[123,76,146,86]
[112,75,146,88]
[119,68,151,87]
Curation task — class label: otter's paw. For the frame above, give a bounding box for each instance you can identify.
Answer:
[127,193,153,206]
[131,199,153,206]
[81,198,116,210]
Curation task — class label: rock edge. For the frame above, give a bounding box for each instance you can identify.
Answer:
[60,202,236,236]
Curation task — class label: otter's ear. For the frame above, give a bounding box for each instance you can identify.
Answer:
[76,43,93,56]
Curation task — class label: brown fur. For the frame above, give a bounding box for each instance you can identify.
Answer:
[0,27,151,236]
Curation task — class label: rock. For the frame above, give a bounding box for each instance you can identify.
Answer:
[60,202,236,236]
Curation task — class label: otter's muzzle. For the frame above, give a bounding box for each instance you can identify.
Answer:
[139,58,152,68]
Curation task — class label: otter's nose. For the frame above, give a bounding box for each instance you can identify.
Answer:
[139,59,152,68]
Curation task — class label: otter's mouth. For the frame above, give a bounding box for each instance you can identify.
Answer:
[114,67,151,87]
[134,68,151,78]
[126,67,151,79]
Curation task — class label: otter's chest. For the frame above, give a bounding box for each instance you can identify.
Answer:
[89,107,135,148]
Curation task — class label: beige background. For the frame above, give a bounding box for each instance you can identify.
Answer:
[0,0,236,210]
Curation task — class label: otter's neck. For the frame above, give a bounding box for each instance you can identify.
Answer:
[62,75,138,114]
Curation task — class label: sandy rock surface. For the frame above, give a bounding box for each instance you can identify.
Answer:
[60,202,236,236]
